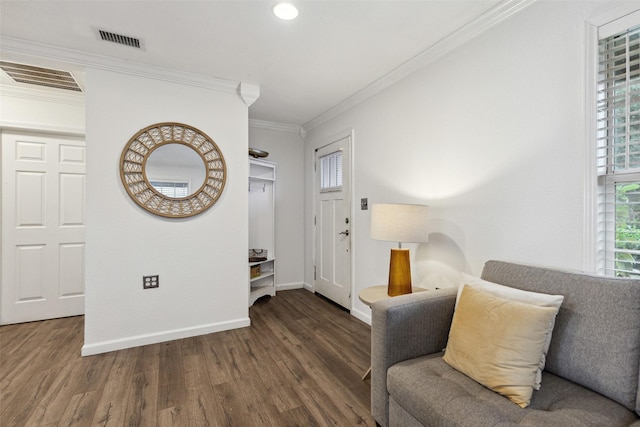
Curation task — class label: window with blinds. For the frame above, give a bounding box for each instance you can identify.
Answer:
[319,151,343,192]
[597,23,640,277]
[150,180,189,198]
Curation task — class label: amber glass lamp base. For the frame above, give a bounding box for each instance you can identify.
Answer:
[387,248,412,296]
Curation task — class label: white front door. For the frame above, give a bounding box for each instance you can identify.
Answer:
[314,136,351,309]
[1,131,86,325]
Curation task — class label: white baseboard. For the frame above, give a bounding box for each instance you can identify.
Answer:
[350,307,371,326]
[302,282,314,292]
[276,282,304,291]
[81,317,251,356]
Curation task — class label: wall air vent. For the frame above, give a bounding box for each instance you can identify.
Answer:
[98,29,141,48]
[0,61,82,92]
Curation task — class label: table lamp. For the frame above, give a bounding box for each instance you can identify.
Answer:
[370,203,429,296]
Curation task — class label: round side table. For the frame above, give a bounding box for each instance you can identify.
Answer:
[359,285,427,306]
[359,285,427,380]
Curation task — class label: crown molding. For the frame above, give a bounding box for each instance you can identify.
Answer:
[302,0,536,132]
[249,119,302,135]
[0,36,247,96]
[237,82,260,107]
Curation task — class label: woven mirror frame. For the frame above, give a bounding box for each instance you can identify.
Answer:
[120,122,226,218]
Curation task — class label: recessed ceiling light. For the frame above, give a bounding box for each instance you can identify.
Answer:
[273,2,299,20]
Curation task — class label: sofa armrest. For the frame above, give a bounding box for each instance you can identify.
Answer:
[370,287,457,427]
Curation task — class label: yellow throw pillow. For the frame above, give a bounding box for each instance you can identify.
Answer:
[443,285,560,408]
[457,274,565,390]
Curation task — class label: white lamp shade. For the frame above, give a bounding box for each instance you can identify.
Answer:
[370,203,429,243]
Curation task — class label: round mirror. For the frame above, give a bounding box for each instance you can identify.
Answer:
[145,143,206,198]
[120,122,226,218]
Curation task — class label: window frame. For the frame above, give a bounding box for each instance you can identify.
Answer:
[588,8,640,276]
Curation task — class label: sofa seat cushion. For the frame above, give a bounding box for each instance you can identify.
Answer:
[387,355,638,427]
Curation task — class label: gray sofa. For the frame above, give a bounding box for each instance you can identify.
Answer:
[371,260,640,427]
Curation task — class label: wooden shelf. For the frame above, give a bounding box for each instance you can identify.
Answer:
[248,158,276,307]
[250,272,274,283]
[249,257,275,266]
[249,175,275,182]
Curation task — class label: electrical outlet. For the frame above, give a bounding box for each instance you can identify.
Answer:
[361,198,368,210]
[143,275,159,289]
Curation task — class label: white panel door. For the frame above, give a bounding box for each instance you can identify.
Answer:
[1,131,86,324]
[314,136,351,309]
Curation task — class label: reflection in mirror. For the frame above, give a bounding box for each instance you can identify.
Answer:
[121,122,226,218]
[145,144,206,198]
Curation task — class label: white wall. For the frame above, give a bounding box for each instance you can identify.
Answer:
[303,1,614,323]
[83,67,250,355]
[0,85,85,133]
[249,125,305,289]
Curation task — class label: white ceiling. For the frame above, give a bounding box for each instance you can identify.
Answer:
[0,0,521,128]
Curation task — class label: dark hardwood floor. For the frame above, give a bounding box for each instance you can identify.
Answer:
[0,289,374,426]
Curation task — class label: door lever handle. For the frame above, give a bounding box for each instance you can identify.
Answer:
[339,230,350,236]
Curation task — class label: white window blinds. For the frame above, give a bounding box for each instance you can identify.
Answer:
[150,180,189,198]
[597,21,640,276]
[320,151,343,192]
[597,25,640,174]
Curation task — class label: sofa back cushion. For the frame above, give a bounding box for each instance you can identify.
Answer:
[481,260,640,414]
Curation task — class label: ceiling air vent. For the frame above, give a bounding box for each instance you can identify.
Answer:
[98,29,141,48]
[0,61,82,92]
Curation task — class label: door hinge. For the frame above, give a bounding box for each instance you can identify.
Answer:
[314,215,316,226]
[314,266,316,281]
